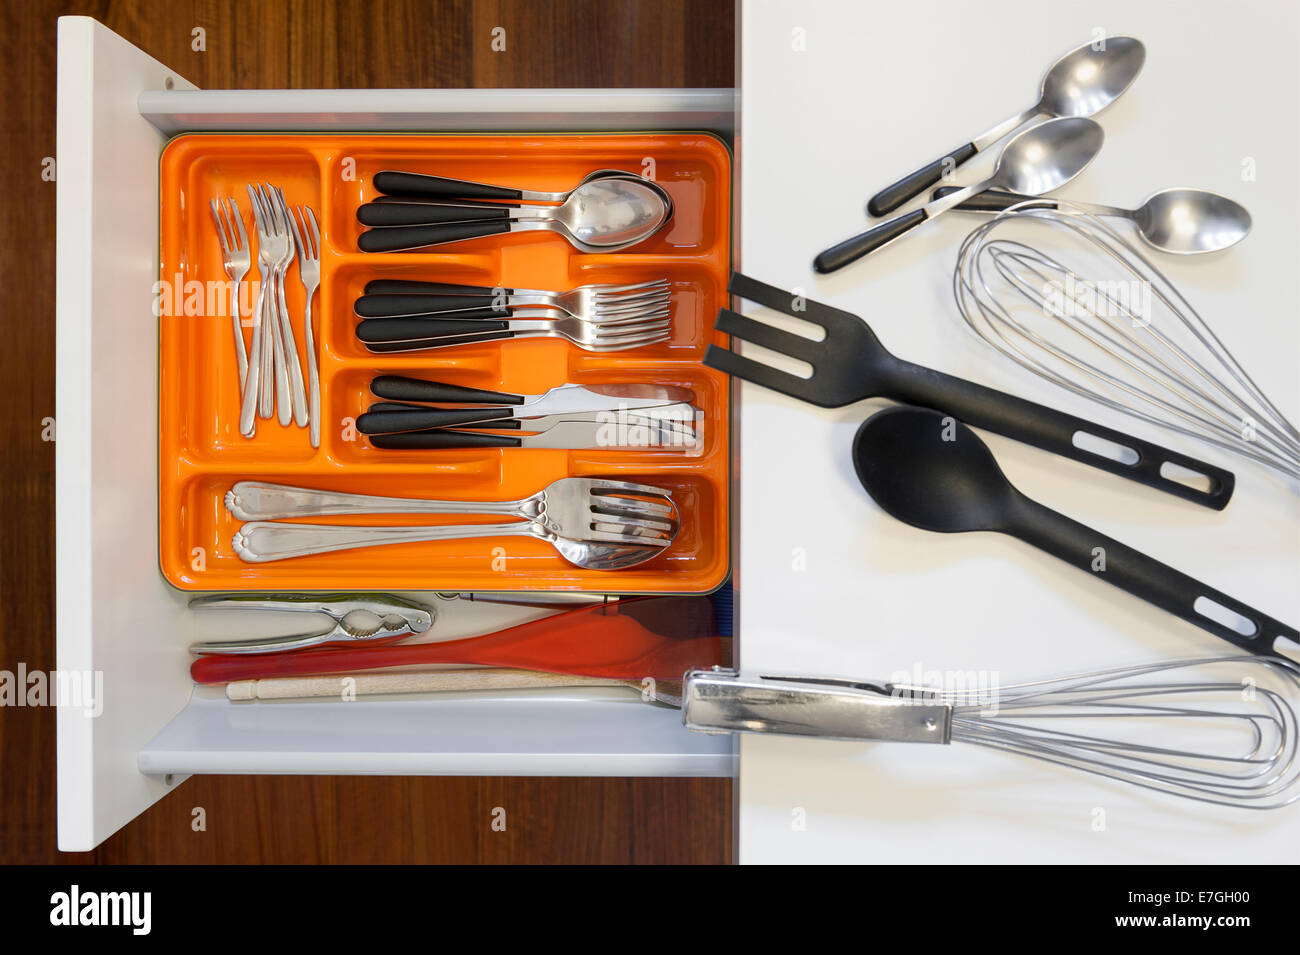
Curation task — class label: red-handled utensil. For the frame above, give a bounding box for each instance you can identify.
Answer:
[191,593,732,685]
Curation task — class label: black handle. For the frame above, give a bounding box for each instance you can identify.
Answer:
[356,318,510,344]
[363,280,508,296]
[813,209,928,273]
[884,360,1235,510]
[355,294,511,318]
[357,202,511,227]
[358,220,512,253]
[867,143,978,217]
[1011,497,1295,654]
[366,401,525,429]
[368,429,522,450]
[358,406,517,435]
[365,332,515,353]
[933,186,1056,213]
[373,171,524,202]
[370,375,525,405]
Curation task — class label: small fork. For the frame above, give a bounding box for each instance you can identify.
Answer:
[288,205,322,448]
[209,197,250,391]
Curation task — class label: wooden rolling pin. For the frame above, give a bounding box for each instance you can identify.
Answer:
[225,668,682,705]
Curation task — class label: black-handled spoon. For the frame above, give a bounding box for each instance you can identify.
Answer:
[852,406,1297,656]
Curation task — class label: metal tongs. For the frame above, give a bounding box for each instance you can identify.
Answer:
[188,593,437,654]
[681,668,951,743]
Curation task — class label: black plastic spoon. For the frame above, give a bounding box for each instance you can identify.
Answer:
[852,406,1297,656]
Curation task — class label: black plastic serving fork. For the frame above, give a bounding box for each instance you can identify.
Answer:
[704,272,1235,509]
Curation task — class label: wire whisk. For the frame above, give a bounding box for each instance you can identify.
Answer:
[953,201,1300,480]
[934,655,1300,810]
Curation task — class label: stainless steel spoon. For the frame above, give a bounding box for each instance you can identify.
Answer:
[867,35,1145,215]
[815,116,1104,272]
[933,185,1252,254]
[358,178,671,253]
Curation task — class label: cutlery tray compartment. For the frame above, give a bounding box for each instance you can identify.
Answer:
[158,133,732,593]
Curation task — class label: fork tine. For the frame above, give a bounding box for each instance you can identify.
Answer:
[592,325,672,343]
[584,527,674,547]
[590,280,669,295]
[703,344,818,400]
[305,207,321,258]
[227,197,249,251]
[287,204,306,253]
[589,506,676,532]
[714,309,822,361]
[590,488,677,514]
[588,479,678,499]
[209,199,232,255]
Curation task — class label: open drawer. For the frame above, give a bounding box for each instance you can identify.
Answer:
[55,15,738,852]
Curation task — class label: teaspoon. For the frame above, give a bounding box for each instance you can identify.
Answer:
[933,185,1252,254]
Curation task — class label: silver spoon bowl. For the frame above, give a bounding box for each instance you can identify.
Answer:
[937,185,1252,254]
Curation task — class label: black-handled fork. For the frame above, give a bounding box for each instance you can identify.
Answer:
[703,272,1235,510]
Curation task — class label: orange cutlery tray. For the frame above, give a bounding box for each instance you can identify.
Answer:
[158,132,731,593]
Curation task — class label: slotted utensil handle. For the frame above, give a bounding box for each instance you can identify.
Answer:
[885,360,1235,510]
[868,143,979,216]
[1011,496,1296,655]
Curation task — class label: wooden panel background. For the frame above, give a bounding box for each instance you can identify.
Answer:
[0,0,733,864]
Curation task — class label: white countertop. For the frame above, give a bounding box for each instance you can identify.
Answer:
[735,0,1300,863]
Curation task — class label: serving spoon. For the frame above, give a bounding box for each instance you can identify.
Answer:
[851,405,1297,656]
[816,116,1104,272]
[867,35,1145,215]
[933,185,1252,254]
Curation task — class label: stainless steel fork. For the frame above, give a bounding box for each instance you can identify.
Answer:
[209,197,250,391]
[355,279,670,324]
[269,186,308,429]
[288,204,321,447]
[358,312,672,352]
[245,185,290,424]
[240,186,274,435]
